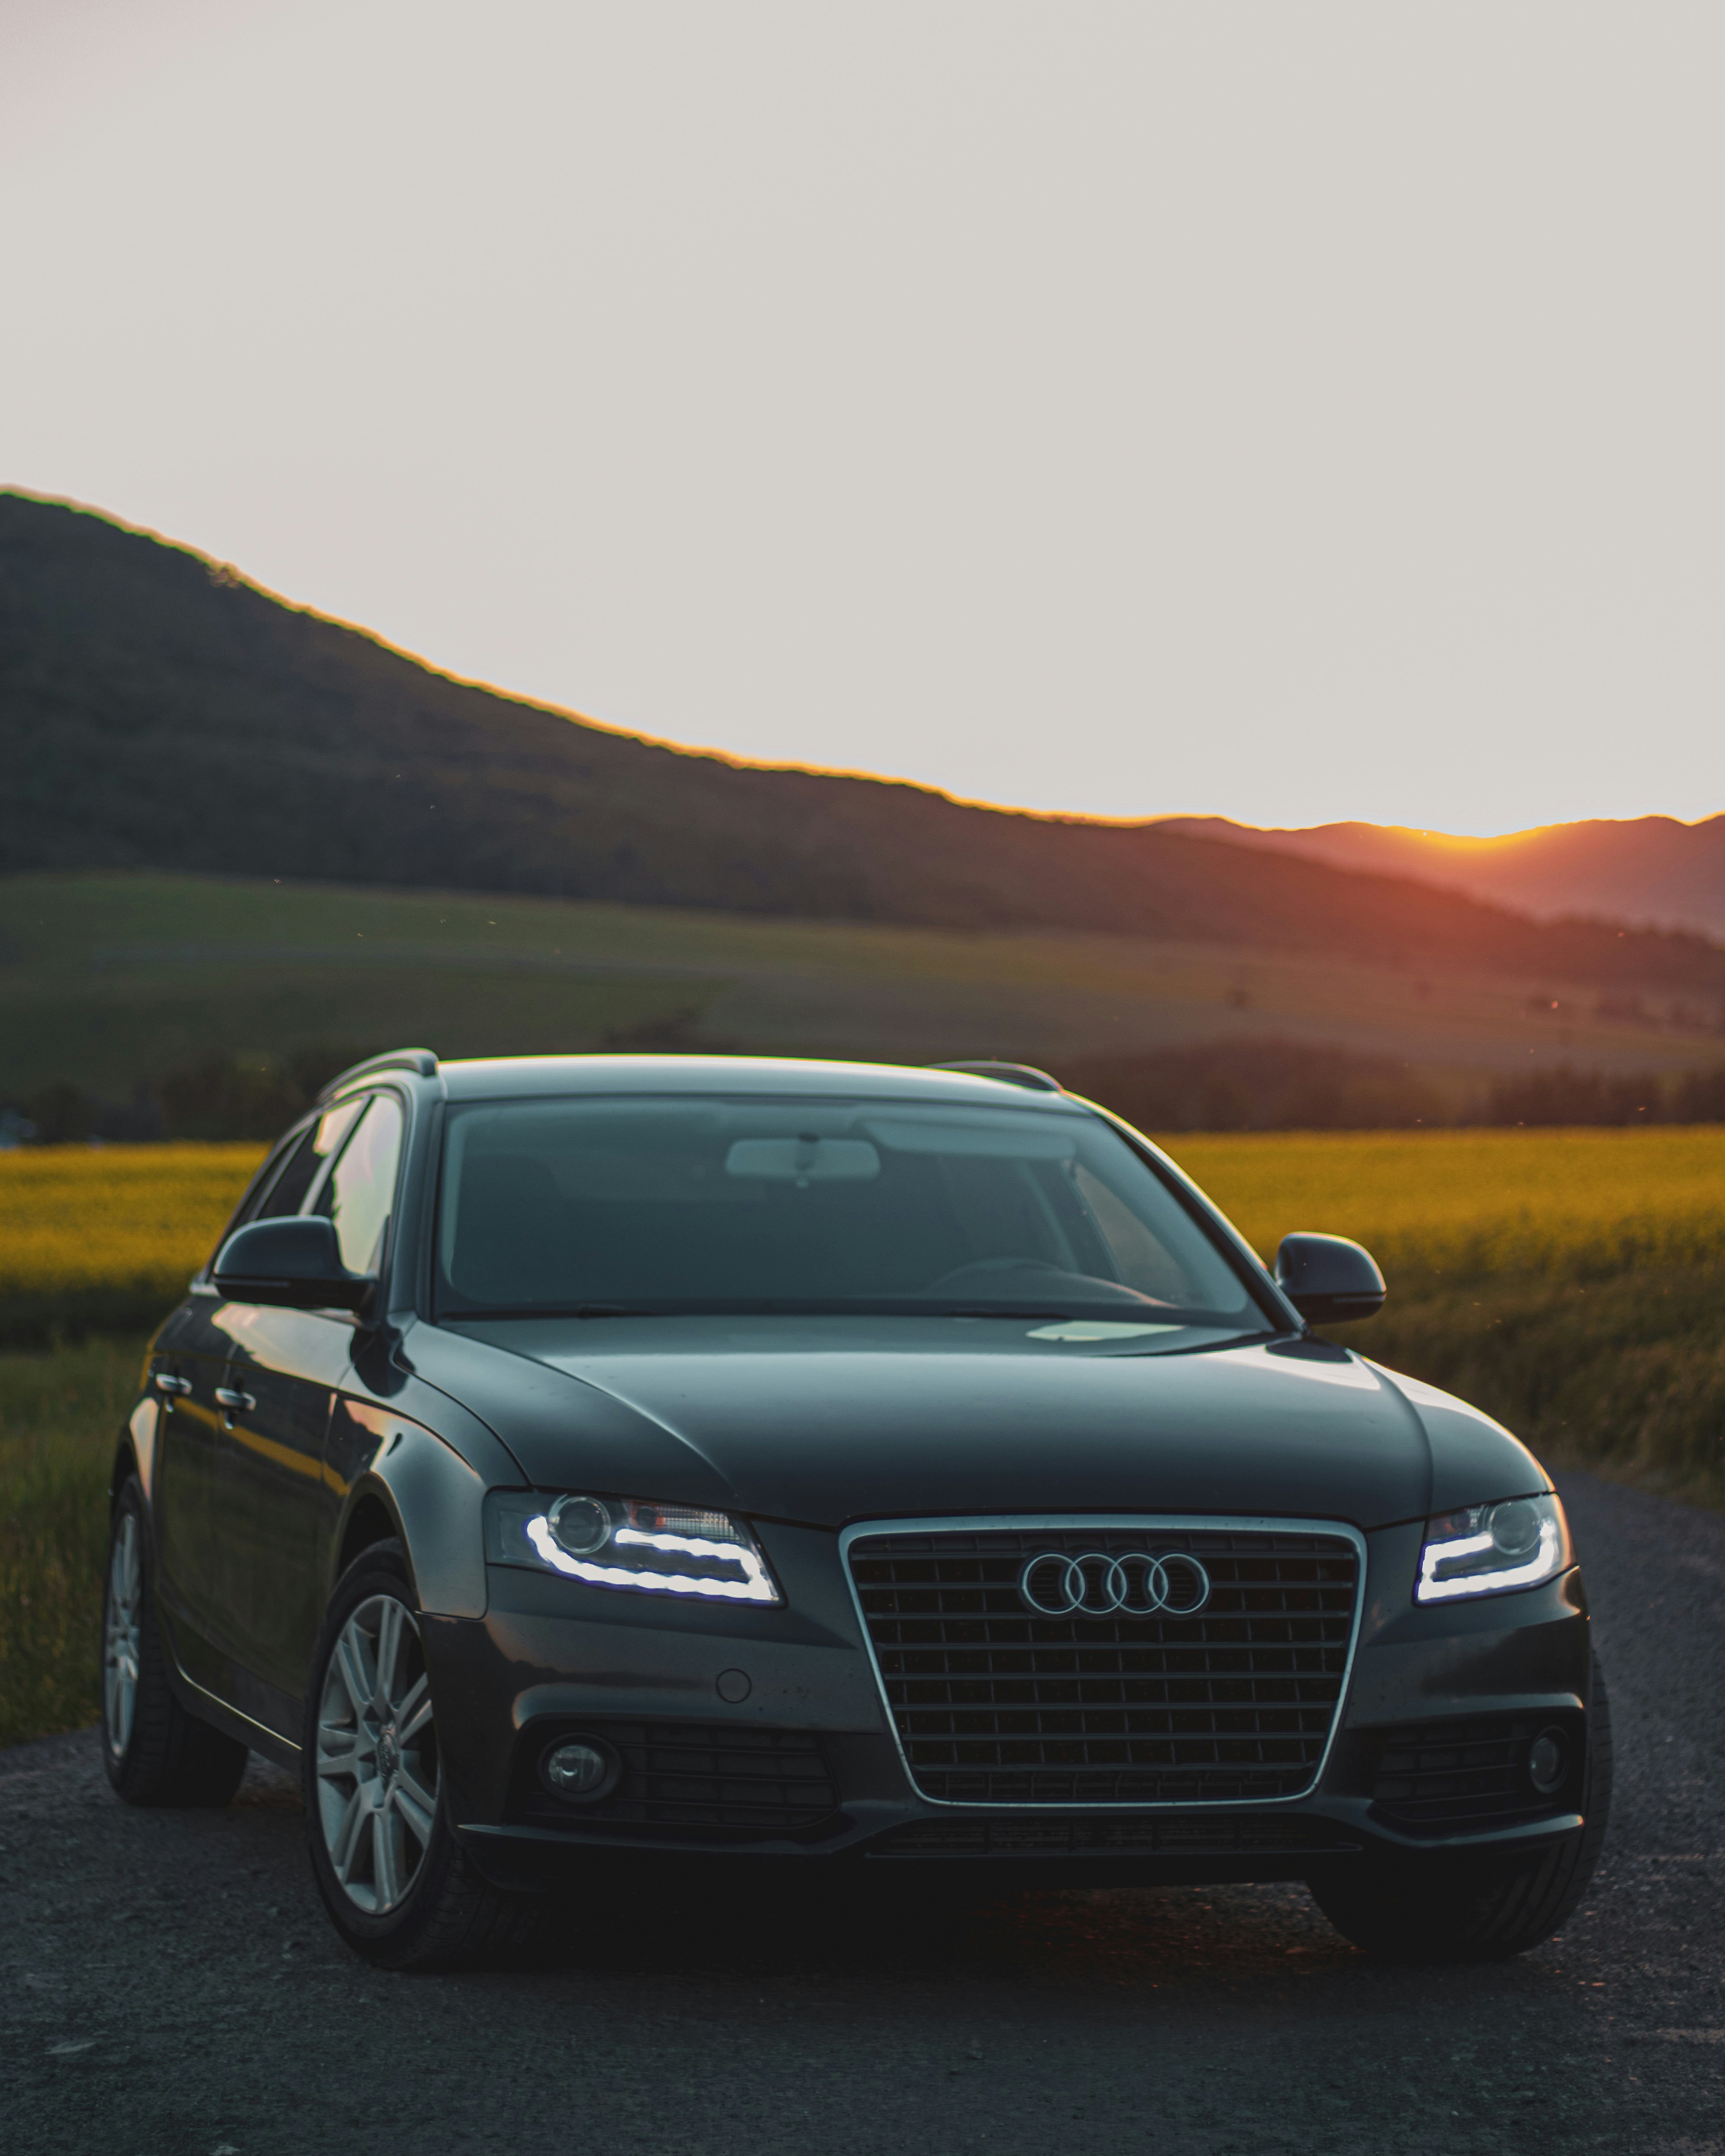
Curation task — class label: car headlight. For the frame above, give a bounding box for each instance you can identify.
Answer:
[1415,1492,1570,1604]
[486,1491,782,1605]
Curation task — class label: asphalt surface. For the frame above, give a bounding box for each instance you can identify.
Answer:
[3,1468,1722,2156]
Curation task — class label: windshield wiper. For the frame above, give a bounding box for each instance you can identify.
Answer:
[928,1307,1070,1320]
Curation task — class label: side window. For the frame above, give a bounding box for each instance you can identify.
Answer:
[253,1099,365,1222]
[315,1095,405,1275]
[203,1102,357,1268]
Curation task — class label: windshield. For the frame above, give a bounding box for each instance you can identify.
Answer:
[434,1093,1264,1327]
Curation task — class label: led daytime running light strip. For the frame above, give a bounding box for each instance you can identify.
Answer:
[1417,1517,1560,1602]
[526,1516,779,1602]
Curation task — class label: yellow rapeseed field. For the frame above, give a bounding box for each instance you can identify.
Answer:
[2,1127,1720,1313]
[0,1143,265,1305]
[1163,1125,1725,1288]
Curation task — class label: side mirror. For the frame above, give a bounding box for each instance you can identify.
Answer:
[212,1217,374,1312]
[1274,1233,1386,1326]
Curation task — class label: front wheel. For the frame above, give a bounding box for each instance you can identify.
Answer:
[1308,1654,1613,1961]
[301,1540,542,1970]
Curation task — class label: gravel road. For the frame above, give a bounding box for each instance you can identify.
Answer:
[3,1469,1722,2156]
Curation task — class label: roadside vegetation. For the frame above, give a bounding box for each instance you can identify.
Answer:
[0,1141,262,1347]
[0,1333,147,1746]
[2,1126,1722,1748]
[1179,1127,1725,1512]
[1176,1126,1725,1287]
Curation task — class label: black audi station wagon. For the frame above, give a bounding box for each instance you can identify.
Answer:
[101,1052,1609,1967]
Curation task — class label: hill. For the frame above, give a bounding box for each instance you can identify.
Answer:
[1156,814,1725,941]
[3,873,1721,1127]
[3,489,1723,996]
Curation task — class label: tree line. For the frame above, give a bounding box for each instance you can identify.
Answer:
[5,1038,1724,1144]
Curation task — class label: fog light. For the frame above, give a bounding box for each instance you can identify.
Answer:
[540,1737,620,1804]
[1528,1730,1567,1795]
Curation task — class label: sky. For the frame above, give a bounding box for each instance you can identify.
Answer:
[3,0,1722,837]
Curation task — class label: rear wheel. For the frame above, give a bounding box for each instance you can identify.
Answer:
[101,1478,249,1808]
[302,1540,543,1970]
[1309,1654,1613,1961]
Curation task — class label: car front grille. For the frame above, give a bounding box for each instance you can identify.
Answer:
[847,1523,1360,1805]
[1370,1716,1573,1834]
[871,1814,1361,1858]
[507,1720,840,1839]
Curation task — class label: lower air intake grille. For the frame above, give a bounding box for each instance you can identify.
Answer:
[872,1814,1361,1858]
[848,1524,1360,1805]
[508,1721,839,1838]
[1370,1717,1572,1834]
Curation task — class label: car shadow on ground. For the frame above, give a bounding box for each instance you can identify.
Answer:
[239,1753,1577,2004]
[519,1859,1363,1988]
[4,1731,1664,2156]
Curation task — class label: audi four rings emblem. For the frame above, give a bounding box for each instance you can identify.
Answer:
[1017,1549,1212,1618]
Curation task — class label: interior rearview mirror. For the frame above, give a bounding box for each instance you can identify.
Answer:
[212,1216,374,1312]
[1274,1232,1386,1326]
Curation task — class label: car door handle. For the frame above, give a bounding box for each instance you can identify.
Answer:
[215,1387,256,1415]
[155,1373,193,1397]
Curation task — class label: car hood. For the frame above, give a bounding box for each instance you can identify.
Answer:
[400,1315,1545,1531]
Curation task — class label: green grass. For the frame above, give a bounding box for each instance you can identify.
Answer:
[0,1333,146,1748]
[4,869,1717,1103]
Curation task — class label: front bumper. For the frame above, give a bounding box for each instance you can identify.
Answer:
[426,1522,1595,1889]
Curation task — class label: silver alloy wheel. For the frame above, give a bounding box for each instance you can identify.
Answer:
[313,1594,439,1914]
[102,1511,142,1760]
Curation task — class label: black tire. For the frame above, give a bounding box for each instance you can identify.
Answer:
[300,1539,543,1972]
[100,1478,250,1808]
[1308,1652,1614,1962]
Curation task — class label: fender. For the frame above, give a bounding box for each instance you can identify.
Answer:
[324,1395,508,1619]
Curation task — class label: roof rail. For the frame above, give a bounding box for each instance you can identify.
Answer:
[317,1048,439,1102]
[928,1060,1063,1093]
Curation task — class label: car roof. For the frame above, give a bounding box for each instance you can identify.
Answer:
[436,1054,1091,1111]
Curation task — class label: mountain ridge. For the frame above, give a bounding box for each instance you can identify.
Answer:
[3,489,1721,995]
[1154,814,1725,940]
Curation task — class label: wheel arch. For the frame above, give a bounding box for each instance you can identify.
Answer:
[110,1430,141,1505]
[110,1393,167,1509]
[335,1486,405,1583]
[326,1418,490,1621]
